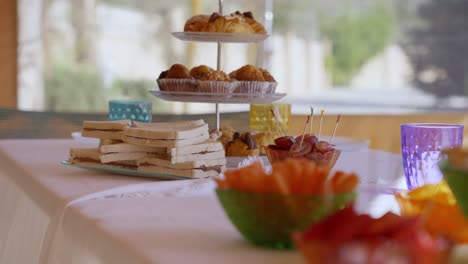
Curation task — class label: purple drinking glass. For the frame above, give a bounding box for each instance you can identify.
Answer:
[401,123,464,190]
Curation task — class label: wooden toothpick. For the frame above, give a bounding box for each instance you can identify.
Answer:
[318,109,325,141]
[329,114,341,145]
[299,115,311,149]
[270,109,284,136]
[309,107,314,136]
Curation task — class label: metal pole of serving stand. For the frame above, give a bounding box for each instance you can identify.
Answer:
[215,0,224,131]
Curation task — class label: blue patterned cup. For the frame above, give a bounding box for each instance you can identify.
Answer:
[108,100,152,123]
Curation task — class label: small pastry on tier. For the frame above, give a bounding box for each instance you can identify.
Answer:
[157,64,195,92]
[203,12,255,34]
[234,11,267,34]
[190,65,214,80]
[184,14,210,32]
[229,64,275,82]
[229,65,277,94]
[226,132,260,157]
[165,64,192,79]
[191,65,233,93]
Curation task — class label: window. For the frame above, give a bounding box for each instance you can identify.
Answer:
[18,0,468,114]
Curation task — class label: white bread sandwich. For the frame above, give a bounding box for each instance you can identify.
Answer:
[99,138,123,146]
[137,157,226,178]
[167,140,224,157]
[132,119,205,129]
[99,152,165,164]
[164,140,225,164]
[82,120,130,140]
[100,143,166,154]
[68,148,138,169]
[122,120,209,148]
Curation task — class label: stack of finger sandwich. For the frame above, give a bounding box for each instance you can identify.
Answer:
[68,119,226,177]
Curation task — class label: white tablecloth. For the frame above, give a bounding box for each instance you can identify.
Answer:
[6,139,467,264]
[0,139,149,264]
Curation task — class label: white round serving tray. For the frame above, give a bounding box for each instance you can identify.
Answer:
[172,32,270,43]
[149,90,286,104]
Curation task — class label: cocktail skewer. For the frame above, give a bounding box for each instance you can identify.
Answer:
[318,110,325,141]
[309,107,314,136]
[298,115,311,149]
[329,114,341,145]
[270,109,284,137]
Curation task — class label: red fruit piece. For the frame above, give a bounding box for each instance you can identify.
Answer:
[327,214,374,246]
[266,144,281,150]
[362,212,405,238]
[390,218,423,242]
[290,142,313,156]
[274,136,296,150]
[301,205,356,241]
[316,141,335,154]
[296,134,318,147]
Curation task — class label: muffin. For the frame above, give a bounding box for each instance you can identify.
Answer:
[157,64,195,92]
[229,65,277,94]
[165,64,191,79]
[190,65,213,80]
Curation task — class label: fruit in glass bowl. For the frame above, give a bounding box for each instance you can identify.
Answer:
[395,180,468,243]
[293,205,454,264]
[265,134,341,168]
[214,160,359,249]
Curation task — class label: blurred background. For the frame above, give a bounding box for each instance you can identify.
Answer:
[12,0,468,114]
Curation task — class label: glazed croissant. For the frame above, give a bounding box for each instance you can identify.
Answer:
[202,13,255,34]
[184,15,209,32]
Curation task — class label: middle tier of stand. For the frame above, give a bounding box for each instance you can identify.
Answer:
[150,90,286,104]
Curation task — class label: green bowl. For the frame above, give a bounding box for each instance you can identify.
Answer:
[216,189,356,249]
[441,161,468,217]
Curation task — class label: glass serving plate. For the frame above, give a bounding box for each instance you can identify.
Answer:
[171,32,270,43]
[149,90,286,104]
[61,161,192,180]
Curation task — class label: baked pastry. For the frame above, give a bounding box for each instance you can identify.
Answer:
[259,69,276,82]
[184,15,210,32]
[158,70,168,79]
[157,64,195,92]
[202,12,255,34]
[190,65,230,81]
[226,132,260,156]
[190,65,213,80]
[204,70,230,81]
[252,131,277,155]
[165,64,191,79]
[234,11,267,34]
[229,65,275,82]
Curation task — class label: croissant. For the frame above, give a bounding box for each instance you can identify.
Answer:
[184,15,209,32]
[202,13,255,34]
[226,139,260,156]
[245,17,267,34]
[252,132,276,155]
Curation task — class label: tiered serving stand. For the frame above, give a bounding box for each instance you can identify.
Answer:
[150,0,286,130]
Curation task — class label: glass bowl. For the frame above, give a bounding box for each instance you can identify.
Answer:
[215,188,356,249]
[395,190,468,243]
[293,234,453,264]
[440,148,468,217]
[265,146,341,168]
